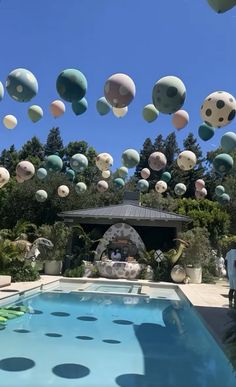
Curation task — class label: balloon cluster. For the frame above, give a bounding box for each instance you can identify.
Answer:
[215,185,231,205]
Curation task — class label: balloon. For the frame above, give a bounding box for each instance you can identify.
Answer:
[0,81,4,101]
[102,170,111,179]
[161,171,171,183]
[70,153,88,172]
[97,180,108,193]
[58,185,69,198]
[195,179,205,191]
[174,183,187,196]
[6,68,38,102]
[112,106,128,118]
[75,182,87,194]
[152,76,186,114]
[114,178,125,189]
[213,153,234,175]
[148,152,167,171]
[215,185,225,196]
[50,100,65,118]
[177,150,197,171]
[35,190,48,203]
[56,68,87,102]
[142,104,159,123]
[221,132,236,153]
[207,0,236,13]
[141,168,150,179]
[122,149,140,168]
[96,97,111,116]
[217,193,231,205]
[16,161,35,181]
[104,73,136,108]
[16,174,25,183]
[0,167,10,188]
[200,91,236,128]
[96,153,113,171]
[118,166,128,179]
[37,168,47,180]
[172,110,189,130]
[198,123,215,141]
[45,155,63,172]
[171,265,186,283]
[3,115,17,129]
[155,180,167,193]
[72,98,88,116]
[195,188,207,199]
[28,105,43,123]
[137,179,149,192]
[65,169,75,182]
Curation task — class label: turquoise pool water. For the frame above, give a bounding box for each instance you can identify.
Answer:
[0,290,235,387]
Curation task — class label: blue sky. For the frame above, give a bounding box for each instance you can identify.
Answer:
[0,0,235,168]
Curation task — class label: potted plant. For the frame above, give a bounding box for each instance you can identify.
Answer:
[179,227,213,284]
[38,222,70,275]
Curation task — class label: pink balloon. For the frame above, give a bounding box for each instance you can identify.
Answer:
[195,179,205,191]
[172,110,189,130]
[195,188,207,199]
[50,100,66,118]
[140,168,150,179]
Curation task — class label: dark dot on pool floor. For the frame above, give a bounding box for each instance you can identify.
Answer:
[0,357,35,372]
[113,320,133,325]
[30,309,43,315]
[52,363,90,379]
[45,333,62,338]
[76,336,94,340]
[13,329,30,333]
[77,316,97,321]
[51,312,70,317]
[103,339,121,344]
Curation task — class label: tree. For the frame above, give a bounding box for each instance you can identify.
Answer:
[0,145,19,175]
[45,127,64,156]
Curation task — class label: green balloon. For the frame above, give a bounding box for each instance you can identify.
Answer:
[221,132,236,153]
[137,179,149,192]
[161,171,171,183]
[75,182,87,194]
[217,193,230,205]
[122,149,140,169]
[213,153,234,175]
[37,168,47,180]
[56,69,87,102]
[72,98,88,116]
[0,81,4,101]
[118,166,128,179]
[142,104,159,123]
[215,185,225,196]
[96,97,111,116]
[152,76,186,114]
[114,178,125,189]
[35,190,48,203]
[207,0,236,13]
[28,105,43,123]
[65,169,75,182]
[45,155,63,172]
[198,123,215,141]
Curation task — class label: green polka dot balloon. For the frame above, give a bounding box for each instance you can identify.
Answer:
[28,105,43,123]
[207,0,236,13]
[221,132,236,153]
[114,178,125,190]
[35,190,48,203]
[152,76,186,114]
[75,182,87,194]
[213,153,234,175]
[142,104,159,123]
[6,68,38,102]
[45,155,63,172]
[215,185,225,196]
[198,123,215,141]
[96,97,111,116]
[56,69,87,102]
[137,179,149,192]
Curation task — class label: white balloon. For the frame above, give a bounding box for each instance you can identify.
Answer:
[0,167,10,188]
[3,114,17,129]
[58,185,69,197]
[112,106,128,118]
[102,170,111,179]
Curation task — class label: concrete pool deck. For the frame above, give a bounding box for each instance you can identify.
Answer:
[0,276,233,345]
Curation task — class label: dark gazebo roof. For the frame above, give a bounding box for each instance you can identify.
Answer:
[58,192,190,228]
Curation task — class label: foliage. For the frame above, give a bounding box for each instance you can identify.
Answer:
[2,261,40,282]
[63,264,85,278]
[0,220,38,242]
[38,222,70,261]
[45,127,64,156]
[138,249,171,282]
[71,224,104,265]
[218,235,236,256]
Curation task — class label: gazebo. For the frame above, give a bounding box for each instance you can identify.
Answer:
[58,191,191,261]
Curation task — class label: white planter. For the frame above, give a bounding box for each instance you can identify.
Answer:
[185,266,202,284]
[44,260,62,275]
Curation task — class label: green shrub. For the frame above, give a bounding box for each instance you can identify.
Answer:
[64,265,85,278]
[2,262,40,282]
[218,235,236,256]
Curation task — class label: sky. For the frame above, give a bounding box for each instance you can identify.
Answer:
[0,0,235,169]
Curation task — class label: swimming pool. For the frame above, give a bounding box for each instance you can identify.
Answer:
[0,287,235,387]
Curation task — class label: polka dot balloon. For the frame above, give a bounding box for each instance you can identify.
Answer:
[104,73,136,108]
[97,180,108,193]
[177,150,197,171]
[35,190,48,203]
[56,69,87,102]
[75,182,87,194]
[200,91,236,128]
[137,179,149,192]
[70,154,88,172]
[155,180,167,193]
[6,68,38,102]
[96,153,113,171]
[141,168,150,179]
[152,76,186,114]
[174,183,187,196]
[58,185,69,198]
[148,152,167,171]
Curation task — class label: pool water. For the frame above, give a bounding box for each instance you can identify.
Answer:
[0,291,235,387]
[84,283,141,294]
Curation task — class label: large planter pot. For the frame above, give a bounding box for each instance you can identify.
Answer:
[185,266,202,284]
[95,261,142,279]
[44,260,62,275]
